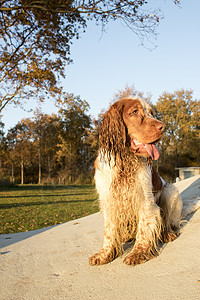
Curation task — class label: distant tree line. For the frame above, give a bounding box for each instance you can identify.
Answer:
[0,88,199,185]
[155,89,200,181]
[0,93,99,185]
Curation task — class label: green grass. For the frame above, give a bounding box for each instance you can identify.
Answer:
[0,184,99,234]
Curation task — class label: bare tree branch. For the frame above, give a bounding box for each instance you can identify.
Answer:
[0,0,180,111]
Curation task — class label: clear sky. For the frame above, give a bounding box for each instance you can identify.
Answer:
[2,0,200,131]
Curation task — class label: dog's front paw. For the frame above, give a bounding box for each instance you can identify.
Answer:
[89,248,116,266]
[124,250,154,266]
[89,253,104,266]
[162,231,180,243]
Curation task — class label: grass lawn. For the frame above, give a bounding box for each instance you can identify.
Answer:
[0,184,99,234]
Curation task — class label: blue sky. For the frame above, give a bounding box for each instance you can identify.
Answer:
[2,0,200,131]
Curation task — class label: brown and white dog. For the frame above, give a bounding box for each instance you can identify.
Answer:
[89,97,183,266]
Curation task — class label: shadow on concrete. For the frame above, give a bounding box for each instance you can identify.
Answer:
[0,225,59,250]
[0,184,94,192]
[0,198,97,209]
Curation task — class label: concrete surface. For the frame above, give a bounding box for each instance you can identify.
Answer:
[0,176,200,300]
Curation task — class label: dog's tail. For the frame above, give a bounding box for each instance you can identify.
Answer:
[182,197,200,218]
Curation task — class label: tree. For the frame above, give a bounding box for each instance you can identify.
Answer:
[112,83,152,104]
[0,119,4,139]
[25,111,60,184]
[57,93,92,183]
[155,89,200,179]
[0,0,84,112]
[86,116,100,166]
[41,115,60,180]
[4,127,18,183]
[0,119,5,170]
[4,121,32,184]
[1,113,62,184]
[0,0,180,112]
[15,122,29,184]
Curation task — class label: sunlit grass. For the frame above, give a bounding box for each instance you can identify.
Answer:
[0,184,99,234]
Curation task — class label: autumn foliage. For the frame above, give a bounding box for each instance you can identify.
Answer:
[0,88,199,184]
[154,89,200,180]
[0,0,180,112]
[0,93,98,184]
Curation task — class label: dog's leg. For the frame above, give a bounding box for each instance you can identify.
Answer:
[160,183,182,229]
[124,202,161,265]
[89,220,118,266]
[159,183,182,242]
[161,230,180,243]
[124,165,162,266]
[89,161,119,266]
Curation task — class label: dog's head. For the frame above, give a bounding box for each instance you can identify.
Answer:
[99,97,165,160]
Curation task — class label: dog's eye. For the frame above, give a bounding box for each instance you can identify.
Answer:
[130,109,138,116]
[149,110,154,117]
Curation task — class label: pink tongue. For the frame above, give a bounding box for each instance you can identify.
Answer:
[144,143,159,160]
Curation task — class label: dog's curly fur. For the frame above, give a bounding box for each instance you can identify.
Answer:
[89,97,183,266]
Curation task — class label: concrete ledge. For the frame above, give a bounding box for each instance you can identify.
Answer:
[0,176,200,300]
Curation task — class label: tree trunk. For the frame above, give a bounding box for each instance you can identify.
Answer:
[48,155,51,178]
[11,162,15,184]
[38,138,41,184]
[69,142,72,183]
[21,158,24,184]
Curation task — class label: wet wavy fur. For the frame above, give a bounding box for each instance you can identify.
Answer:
[90,98,183,266]
[98,102,144,254]
[96,159,164,258]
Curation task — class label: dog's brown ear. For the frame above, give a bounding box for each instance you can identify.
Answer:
[99,102,127,156]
